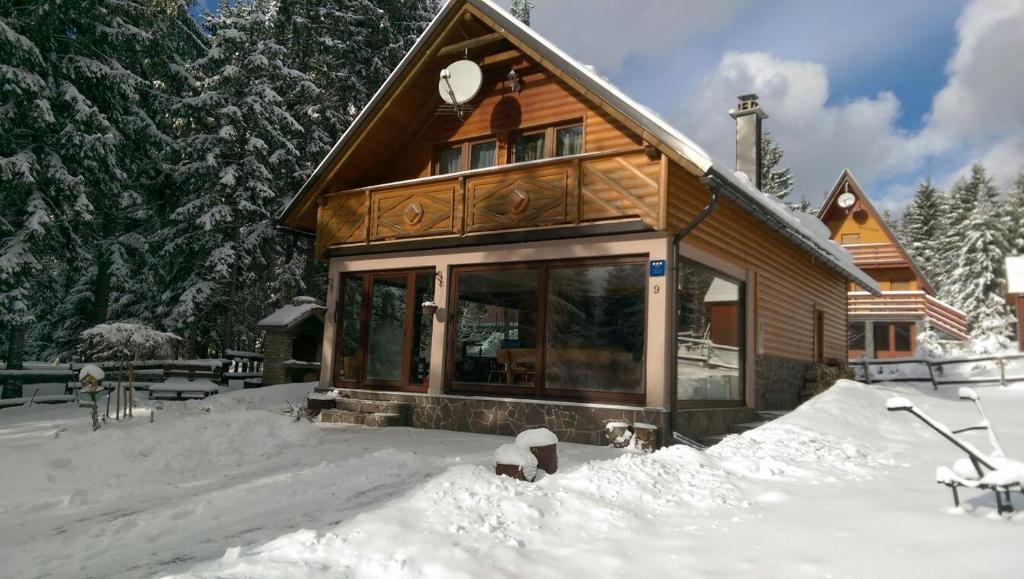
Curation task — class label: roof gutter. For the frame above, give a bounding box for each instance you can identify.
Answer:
[705,167,880,295]
[276,224,316,239]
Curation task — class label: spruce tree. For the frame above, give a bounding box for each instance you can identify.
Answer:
[943,176,1014,343]
[900,179,947,286]
[939,163,1000,296]
[509,0,534,24]
[759,130,793,203]
[1004,171,1024,256]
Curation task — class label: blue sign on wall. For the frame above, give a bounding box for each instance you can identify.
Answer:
[649,260,666,277]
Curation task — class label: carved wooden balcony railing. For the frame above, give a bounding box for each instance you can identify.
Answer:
[848,290,968,340]
[842,242,908,269]
[315,148,663,256]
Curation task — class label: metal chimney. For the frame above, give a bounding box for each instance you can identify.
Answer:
[729,93,768,190]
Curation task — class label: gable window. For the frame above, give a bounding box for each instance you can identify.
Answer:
[554,124,583,157]
[434,138,498,175]
[470,141,497,169]
[841,233,861,245]
[514,131,546,163]
[436,146,462,175]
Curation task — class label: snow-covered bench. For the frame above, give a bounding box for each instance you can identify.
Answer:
[149,364,220,400]
[887,388,1023,514]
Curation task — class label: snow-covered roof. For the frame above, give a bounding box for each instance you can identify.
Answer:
[278,0,877,292]
[703,277,739,303]
[1007,257,1024,295]
[258,297,325,329]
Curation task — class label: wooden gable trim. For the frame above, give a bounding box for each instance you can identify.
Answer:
[819,170,936,295]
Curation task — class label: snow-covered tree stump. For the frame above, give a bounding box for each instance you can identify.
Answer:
[605,420,633,448]
[515,428,558,474]
[493,444,538,482]
[632,423,659,451]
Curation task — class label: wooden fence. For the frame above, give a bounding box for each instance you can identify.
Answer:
[855,353,1024,389]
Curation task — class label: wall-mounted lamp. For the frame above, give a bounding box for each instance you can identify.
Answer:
[507,68,522,93]
[421,300,439,318]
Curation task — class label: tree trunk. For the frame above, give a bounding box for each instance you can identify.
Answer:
[91,250,111,325]
[5,325,26,370]
[223,230,242,354]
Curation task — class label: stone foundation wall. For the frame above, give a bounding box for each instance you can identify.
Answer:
[331,388,670,447]
[754,354,810,410]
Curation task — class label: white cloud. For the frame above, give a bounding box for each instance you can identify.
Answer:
[677,0,1024,206]
[678,52,929,204]
[530,0,744,74]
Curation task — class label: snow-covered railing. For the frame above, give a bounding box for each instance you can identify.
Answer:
[856,353,1024,389]
[848,291,968,340]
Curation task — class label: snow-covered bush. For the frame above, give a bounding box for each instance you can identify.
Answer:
[79,323,180,362]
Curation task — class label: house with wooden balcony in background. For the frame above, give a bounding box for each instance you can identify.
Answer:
[278,0,878,446]
[818,171,968,360]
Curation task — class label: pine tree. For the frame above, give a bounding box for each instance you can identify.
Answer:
[900,179,948,286]
[1004,171,1024,256]
[164,0,309,354]
[509,0,534,24]
[943,177,1014,343]
[759,130,794,203]
[940,163,1001,296]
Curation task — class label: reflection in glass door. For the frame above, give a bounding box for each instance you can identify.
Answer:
[333,270,434,391]
[677,258,745,405]
[366,276,407,381]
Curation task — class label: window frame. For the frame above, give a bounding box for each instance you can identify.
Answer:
[333,268,435,392]
[433,136,499,175]
[444,255,647,405]
[510,120,585,163]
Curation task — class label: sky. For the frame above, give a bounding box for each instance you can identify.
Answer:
[191,0,1024,214]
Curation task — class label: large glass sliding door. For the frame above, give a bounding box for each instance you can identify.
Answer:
[334,269,434,391]
[677,258,746,406]
[447,257,647,403]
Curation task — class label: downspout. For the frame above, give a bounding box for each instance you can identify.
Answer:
[668,174,721,443]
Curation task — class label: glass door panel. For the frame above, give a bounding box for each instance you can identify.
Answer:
[677,259,745,404]
[366,275,408,382]
[337,275,364,382]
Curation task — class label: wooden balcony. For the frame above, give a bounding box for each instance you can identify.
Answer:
[314,148,663,256]
[842,242,908,269]
[848,291,968,340]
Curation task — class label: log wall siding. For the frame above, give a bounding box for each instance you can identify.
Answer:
[380,55,640,183]
[665,163,848,363]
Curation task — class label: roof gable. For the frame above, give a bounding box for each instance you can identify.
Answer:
[277,0,878,294]
[818,170,935,294]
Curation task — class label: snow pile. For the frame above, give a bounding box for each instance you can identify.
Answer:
[709,423,890,480]
[514,427,558,448]
[492,443,538,479]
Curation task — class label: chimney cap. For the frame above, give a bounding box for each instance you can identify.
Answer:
[730,93,768,119]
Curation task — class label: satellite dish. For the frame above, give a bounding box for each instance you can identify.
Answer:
[837,192,856,209]
[439,60,483,105]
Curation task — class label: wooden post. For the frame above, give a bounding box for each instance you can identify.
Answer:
[998,357,1006,387]
[926,360,938,390]
[862,360,872,384]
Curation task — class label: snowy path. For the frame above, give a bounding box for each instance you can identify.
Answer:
[0,384,618,579]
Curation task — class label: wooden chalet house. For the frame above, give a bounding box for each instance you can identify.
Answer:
[818,171,968,359]
[278,0,878,445]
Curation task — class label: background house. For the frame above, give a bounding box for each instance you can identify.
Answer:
[818,171,967,359]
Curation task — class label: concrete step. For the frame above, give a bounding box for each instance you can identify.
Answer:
[319,408,408,427]
[335,397,411,416]
[756,410,789,421]
[730,421,769,434]
[699,433,732,447]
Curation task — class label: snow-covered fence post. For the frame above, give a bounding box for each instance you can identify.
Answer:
[79,324,180,421]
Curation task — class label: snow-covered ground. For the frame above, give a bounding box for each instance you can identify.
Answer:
[2,379,1022,578]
